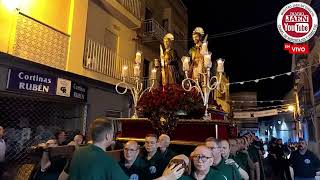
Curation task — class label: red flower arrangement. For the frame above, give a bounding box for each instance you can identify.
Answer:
[137,85,205,118]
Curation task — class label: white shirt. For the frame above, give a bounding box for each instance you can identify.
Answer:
[0,139,6,162]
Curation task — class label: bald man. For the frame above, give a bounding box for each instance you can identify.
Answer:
[179,145,227,180]
[205,137,242,180]
[158,134,176,166]
[221,140,249,180]
[119,140,148,180]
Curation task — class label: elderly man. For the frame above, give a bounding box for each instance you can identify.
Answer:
[289,138,320,180]
[68,117,128,180]
[221,140,249,180]
[0,126,6,177]
[119,140,148,179]
[179,145,227,180]
[158,134,176,165]
[142,134,167,179]
[205,137,241,180]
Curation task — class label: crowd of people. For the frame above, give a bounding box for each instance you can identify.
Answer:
[265,137,320,180]
[0,117,320,180]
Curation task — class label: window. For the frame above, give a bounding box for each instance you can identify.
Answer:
[162,19,169,31]
[145,8,152,20]
[104,29,118,51]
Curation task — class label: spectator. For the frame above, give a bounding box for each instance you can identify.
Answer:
[68,134,85,148]
[0,126,6,177]
[35,130,67,180]
[289,138,320,180]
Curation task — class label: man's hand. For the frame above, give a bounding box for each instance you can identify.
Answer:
[225,159,239,168]
[162,163,184,180]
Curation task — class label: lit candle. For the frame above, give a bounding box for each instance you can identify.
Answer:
[201,42,208,55]
[135,51,142,64]
[121,65,128,78]
[134,64,140,77]
[161,58,165,67]
[151,68,157,80]
[182,56,190,71]
[217,58,224,73]
[204,52,212,69]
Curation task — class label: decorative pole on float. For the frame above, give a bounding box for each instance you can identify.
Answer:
[181,39,225,120]
[115,51,156,119]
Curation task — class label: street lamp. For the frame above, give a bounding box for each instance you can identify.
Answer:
[2,0,20,10]
[288,105,295,112]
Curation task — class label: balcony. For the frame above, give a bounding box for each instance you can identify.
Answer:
[83,38,135,84]
[99,0,141,29]
[142,18,167,43]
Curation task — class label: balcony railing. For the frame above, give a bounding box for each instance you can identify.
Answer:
[142,18,167,42]
[83,38,135,84]
[116,0,141,20]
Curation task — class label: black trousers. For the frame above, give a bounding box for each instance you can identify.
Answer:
[0,161,6,178]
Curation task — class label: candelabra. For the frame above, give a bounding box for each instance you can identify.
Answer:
[115,52,157,119]
[181,52,225,120]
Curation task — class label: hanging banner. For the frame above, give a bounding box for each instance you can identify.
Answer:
[234,109,278,118]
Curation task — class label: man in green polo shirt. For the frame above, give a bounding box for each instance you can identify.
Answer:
[179,145,227,180]
[205,137,242,180]
[158,134,176,166]
[119,140,148,180]
[68,117,128,180]
[141,134,167,179]
[221,139,249,180]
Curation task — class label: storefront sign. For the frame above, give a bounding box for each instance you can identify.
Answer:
[6,69,57,95]
[71,82,87,101]
[56,78,71,97]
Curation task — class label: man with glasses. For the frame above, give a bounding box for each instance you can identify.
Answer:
[205,137,241,180]
[119,140,148,180]
[179,145,227,180]
[142,134,166,179]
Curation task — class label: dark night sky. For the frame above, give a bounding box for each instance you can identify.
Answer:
[181,0,310,101]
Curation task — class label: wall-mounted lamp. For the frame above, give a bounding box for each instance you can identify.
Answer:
[2,0,20,10]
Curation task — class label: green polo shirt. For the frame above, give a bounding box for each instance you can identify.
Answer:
[141,150,166,179]
[179,168,227,180]
[119,156,148,180]
[212,158,242,180]
[248,145,259,163]
[161,148,177,165]
[235,152,250,173]
[69,144,128,180]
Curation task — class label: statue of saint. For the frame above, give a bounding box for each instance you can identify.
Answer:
[157,33,181,86]
[189,27,205,80]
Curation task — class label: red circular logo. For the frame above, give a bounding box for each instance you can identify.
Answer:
[277,2,318,43]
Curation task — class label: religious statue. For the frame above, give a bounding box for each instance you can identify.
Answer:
[156,33,181,86]
[188,27,207,80]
